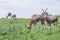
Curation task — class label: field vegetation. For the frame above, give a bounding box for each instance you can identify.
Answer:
[0,17,60,40]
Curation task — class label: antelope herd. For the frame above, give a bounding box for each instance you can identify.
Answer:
[4,8,58,29]
[6,12,16,18]
[27,8,58,29]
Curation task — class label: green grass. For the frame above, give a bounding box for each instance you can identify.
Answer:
[0,18,60,40]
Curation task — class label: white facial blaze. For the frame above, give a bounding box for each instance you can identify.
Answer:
[44,14,46,18]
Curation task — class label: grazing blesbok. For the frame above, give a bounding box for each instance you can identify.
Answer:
[27,14,45,29]
[12,14,16,18]
[42,8,58,26]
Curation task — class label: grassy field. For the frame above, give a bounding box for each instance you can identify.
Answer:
[0,18,60,40]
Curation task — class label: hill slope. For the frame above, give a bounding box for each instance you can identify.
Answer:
[0,18,60,40]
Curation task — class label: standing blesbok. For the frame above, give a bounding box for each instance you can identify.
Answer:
[27,14,45,29]
[6,12,11,18]
[42,8,58,26]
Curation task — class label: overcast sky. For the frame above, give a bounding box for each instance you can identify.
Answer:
[0,0,60,18]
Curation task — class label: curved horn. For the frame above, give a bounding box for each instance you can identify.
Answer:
[45,8,48,12]
[41,8,44,12]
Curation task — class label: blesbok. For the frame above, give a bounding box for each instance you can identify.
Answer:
[42,8,58,26]
[27,14,45,29]
[6,12,11,18]
[12,14,16,18]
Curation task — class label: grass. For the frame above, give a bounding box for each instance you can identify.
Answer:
[0,18,60,40]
